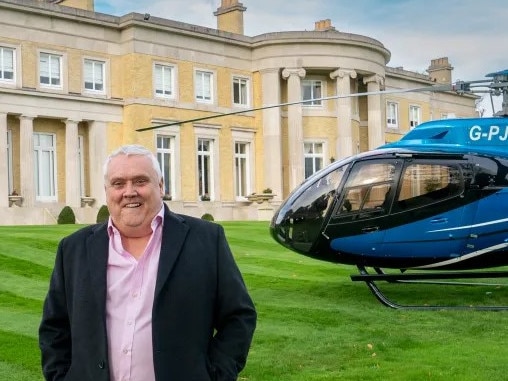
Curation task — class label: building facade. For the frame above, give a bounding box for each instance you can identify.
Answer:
[0,0,478,224]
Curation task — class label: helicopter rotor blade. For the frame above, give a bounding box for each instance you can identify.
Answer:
[135,84,455,132]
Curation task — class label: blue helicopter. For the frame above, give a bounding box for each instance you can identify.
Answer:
[269,70,508,309]
[138,70,508,309]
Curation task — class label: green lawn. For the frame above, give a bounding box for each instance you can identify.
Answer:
[2,222,508,380]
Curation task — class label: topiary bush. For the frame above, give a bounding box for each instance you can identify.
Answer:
[57,206,76,224]
[201,213,214,221]
[96,205,110,223]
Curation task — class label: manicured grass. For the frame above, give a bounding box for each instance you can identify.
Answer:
[2,222,508,380]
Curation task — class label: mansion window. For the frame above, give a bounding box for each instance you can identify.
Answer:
[302,80,322,106]
[233,76,249,106]
[39,52,62,88]
[34,133,57,201]
[304,142,324,179]
[195,70,213,103]
[156,134,176,200]
[234,142,251,198]
[0,46,15,83]
[386,101,399,129]
[154,64,175,98]
[409,105,421,129]
[84,59,105,93]
[197,138,215,200]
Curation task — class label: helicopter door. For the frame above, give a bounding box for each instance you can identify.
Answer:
[325,159,402,255]
[463,156,508,264]
[381,160,474,264]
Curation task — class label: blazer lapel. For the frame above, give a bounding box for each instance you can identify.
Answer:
[155,207,189,298]
[87,223,109,316]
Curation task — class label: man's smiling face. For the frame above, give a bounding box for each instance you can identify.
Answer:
[105,154,164,237]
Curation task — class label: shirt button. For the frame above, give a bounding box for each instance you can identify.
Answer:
[98,361,105,369]
[123,348,129,354]
[132,292,139,298]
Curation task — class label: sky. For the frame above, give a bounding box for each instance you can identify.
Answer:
[94,0,506,116]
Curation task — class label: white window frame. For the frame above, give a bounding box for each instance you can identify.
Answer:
[302,79,324,107]
[195,125,220,201]
[197,138,214,201]
[232,76,250,107]
[234,142,249,198]
[409,105,421,129]
[39,52,63,89]
[156,134,176,200]
[232,129,255,200]
[83,58,106,94]
[0,46,15,86]
[386,101,399,129]
[304,141,325,179]
[7,129,13,194]
[194,69,214,103]
[34,132,58,202]
[154,63,176,99]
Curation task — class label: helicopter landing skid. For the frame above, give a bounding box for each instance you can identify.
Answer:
[351,265,508,310]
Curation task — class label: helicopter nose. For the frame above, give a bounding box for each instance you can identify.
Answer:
[270,203,306,253]
[270,202,298,250]
[270,187,334,256]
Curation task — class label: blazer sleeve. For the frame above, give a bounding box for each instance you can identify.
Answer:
[208,226,257,381]
[39,239,72,381]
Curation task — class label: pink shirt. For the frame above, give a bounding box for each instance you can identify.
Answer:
[106,207,164,381]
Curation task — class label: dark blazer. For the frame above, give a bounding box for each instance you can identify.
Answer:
[39,206,257,381]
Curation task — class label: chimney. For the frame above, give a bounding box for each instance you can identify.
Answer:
[314,19,336,31]
[427,57,454,84]
[214,0,247,35]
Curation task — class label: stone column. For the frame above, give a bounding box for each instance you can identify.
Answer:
[88,121,108,206]
[19,115,35,207]
[282,67,306,191]
[260,68,283,200]
[330,68,357,159]
[0,113,8,207]
[64,119,81,207]
[364,74,385,150]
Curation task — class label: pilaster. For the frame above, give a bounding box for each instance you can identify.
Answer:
[88,121,108,206]
[64,119,81,207]
[0,113,8,207]
[19,115,35,207]
[260,68,283,199]
[330,68,357,159]
[282,67,306,191]
[363,74,385,149]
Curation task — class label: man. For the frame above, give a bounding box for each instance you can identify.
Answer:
[39,144,257,381]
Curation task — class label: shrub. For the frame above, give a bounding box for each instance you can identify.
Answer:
[201,213,214,221]
[96,205,110,223]
[57,206,76,224]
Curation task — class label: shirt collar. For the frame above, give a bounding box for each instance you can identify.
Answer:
[107,204,165,238]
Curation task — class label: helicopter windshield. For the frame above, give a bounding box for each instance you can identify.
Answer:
[271,164,348,253]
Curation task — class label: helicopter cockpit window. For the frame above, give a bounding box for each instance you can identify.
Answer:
[472,156,508,187]
[291,165,348,220]
[337,162,396,216]
[394,163,462,211]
